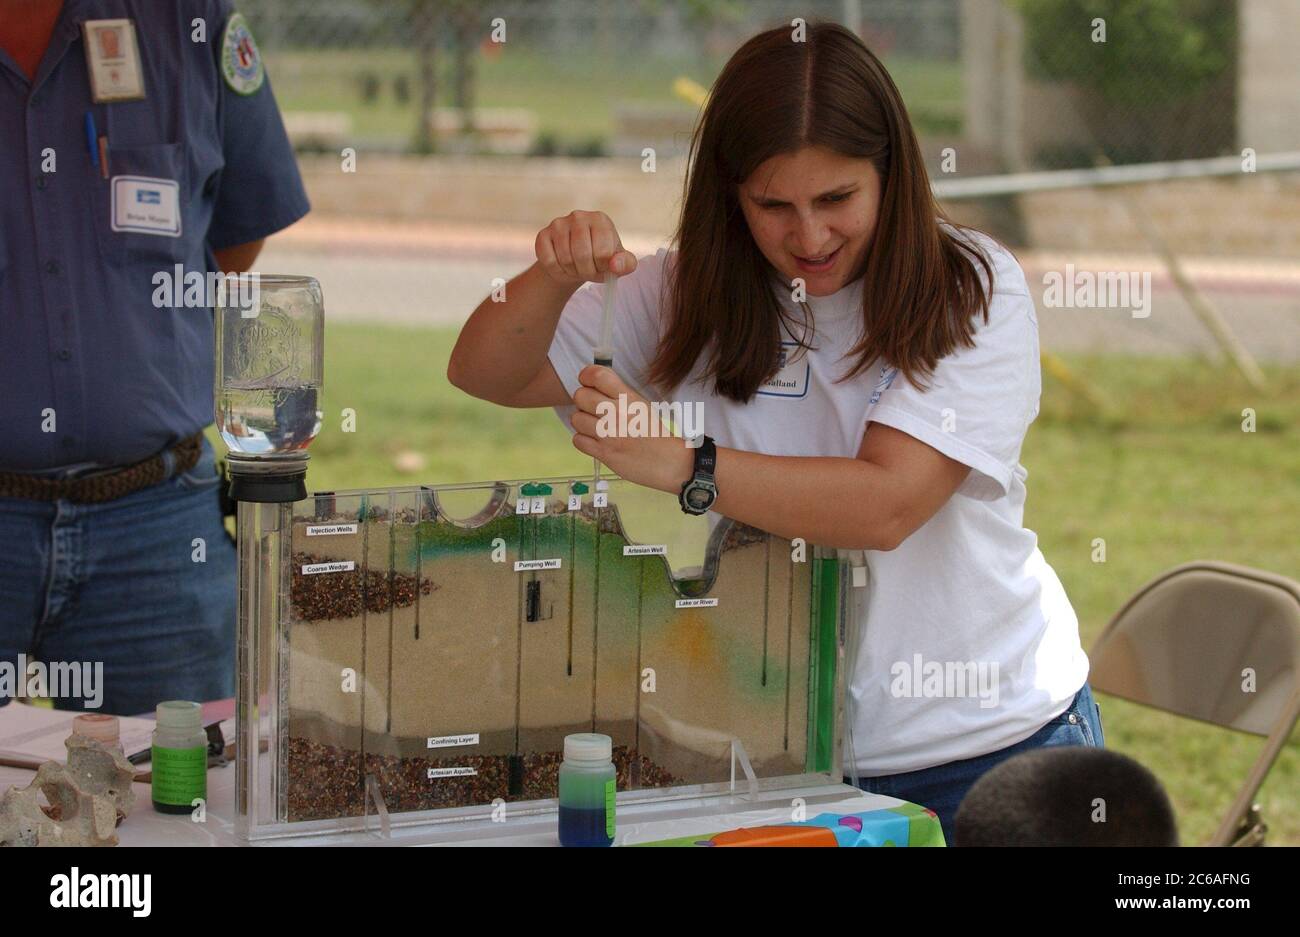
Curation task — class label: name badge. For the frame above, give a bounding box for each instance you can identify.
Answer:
[757,342,810,398]
[82,19,146,102]
[111,176,180,236]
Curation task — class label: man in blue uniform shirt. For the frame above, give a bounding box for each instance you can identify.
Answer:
[0,0,310,713]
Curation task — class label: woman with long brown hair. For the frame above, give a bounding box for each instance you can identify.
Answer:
[449,21,1100,844]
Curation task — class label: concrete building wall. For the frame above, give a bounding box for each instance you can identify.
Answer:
[962,0,1297,166]
[1238,0,1300,152]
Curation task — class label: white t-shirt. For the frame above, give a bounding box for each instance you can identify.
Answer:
[546,230,1090,776]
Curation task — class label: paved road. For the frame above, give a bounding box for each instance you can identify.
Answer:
[259,218,1300,362]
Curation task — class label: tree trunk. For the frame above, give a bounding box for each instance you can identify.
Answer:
[414,3,438,153]
[454,13,476,135]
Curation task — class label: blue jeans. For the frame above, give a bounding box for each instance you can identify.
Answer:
[849,682,1105,845]
[0,437,236,715]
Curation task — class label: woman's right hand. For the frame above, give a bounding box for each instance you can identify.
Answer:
[535,210,638,286]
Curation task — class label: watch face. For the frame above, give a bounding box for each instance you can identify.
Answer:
[685,485,714,510]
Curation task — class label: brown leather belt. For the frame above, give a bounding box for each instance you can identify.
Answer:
[0,432,205,504]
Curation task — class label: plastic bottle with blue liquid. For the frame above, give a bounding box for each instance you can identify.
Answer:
[558,733,616,847]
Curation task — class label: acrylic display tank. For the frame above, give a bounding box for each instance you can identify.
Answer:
[235,474,856,842]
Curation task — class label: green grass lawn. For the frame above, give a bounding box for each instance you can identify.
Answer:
[264,47,962,148]
[213,323,1298,845]
[1028,356,1300,845]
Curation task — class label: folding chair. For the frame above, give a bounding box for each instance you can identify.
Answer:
[1089,561,1300,846]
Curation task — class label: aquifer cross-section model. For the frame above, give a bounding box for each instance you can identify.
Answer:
[279,480,840,822]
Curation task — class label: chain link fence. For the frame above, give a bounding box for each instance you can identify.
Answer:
[245,0,1297,363]
[239,0,964,156]
[239,0,1270,166]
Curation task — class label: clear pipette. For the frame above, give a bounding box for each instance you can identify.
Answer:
[592,272,616,485]
[594,271,615,368]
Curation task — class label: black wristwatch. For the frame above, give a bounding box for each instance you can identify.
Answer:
[679,435,718,515]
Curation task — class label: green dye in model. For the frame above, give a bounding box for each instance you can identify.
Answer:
[809,557,840,774]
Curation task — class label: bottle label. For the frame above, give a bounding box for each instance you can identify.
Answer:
[152,745,207,806]
[604,778,616,839]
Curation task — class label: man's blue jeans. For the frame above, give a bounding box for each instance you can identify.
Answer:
[849,682,1106,845]
[0,438,236,715]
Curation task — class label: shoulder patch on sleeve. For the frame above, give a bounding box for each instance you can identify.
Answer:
[221,12,264,95]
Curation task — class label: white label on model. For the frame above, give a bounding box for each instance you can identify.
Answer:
[514,558,562,571]
[530,496,546,514]
[302,561,356,575]
[593,492,608,507]
[428,767,477,779]
[516,499,530,515]
[567,494,581,511]
[675,597,719,608]
[305,523,358,536]
[427,733,480,749]
[624,544,667,556]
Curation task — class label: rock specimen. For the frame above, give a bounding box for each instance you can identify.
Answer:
[0,734,137,847]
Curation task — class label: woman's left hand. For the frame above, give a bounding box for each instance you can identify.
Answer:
[569,365,693,493]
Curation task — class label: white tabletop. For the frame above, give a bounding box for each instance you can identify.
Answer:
[0,761,906,847]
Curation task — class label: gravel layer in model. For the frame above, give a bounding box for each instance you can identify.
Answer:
[285,737,677,821]
[289,551,436,622]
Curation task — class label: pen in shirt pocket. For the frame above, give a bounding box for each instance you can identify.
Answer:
[83,111,97,169]
[83,110,109,179]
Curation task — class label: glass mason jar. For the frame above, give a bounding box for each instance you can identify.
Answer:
[214,274,324,459]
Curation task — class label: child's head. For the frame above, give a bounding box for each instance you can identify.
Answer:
[652,21,994,403]
[954,747,1180,846]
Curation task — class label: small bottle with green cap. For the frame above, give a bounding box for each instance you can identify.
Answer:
[558,733,616,847]
[151,700,207,814]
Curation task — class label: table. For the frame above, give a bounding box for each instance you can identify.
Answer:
[0,763,944,847]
